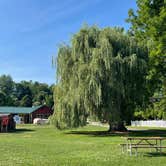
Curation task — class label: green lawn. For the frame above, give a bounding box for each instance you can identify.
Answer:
[1,125,166,166]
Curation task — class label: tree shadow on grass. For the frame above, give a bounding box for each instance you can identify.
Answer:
[128,129,166,137]
[66,130,129,137]
[144,152,166,157]
[7,128,35,134]
[66,129,166,138]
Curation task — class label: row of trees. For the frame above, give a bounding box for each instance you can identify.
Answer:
[52,0,166,131]
[0,75,54,108]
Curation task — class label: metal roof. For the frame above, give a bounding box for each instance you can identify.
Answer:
[0,106,43,114]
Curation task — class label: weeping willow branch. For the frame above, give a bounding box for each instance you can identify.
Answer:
[52,26,148,131]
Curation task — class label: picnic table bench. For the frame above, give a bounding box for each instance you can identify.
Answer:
[120,137,166,156]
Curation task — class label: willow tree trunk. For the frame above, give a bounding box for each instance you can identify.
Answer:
[108,121,127,132]
[108,106,128,132]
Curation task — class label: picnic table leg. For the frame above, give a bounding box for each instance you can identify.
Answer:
[126,143,128,152]
[135,148,138,156]
[160,140,162,153]
[121,145,124,153]
[130,145,132,156]
[130,140,132,156]
[123,145,126,153]
[126,140,129,155]
[156,140,158,152]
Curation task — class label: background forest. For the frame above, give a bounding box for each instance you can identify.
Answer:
[0,75,54,108]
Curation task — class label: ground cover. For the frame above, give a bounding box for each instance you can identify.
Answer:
[0,125,166,166]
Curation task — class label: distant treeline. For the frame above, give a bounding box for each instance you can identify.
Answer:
[0,75,54,108]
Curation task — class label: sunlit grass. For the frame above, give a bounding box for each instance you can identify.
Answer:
[0,124,166,165]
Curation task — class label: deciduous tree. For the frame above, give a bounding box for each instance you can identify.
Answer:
[53,26,148,131]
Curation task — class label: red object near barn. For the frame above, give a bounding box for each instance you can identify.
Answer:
[0,114,16,132]
[2,117,9,126]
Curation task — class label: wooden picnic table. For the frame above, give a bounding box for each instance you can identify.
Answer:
[121,137,166,156]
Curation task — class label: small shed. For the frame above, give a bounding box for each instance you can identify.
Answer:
[0,105,53,124]
[0,114,16,132]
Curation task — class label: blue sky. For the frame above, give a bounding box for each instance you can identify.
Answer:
[0,0,137,85]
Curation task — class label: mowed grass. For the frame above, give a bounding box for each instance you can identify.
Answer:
[1,125,166,166]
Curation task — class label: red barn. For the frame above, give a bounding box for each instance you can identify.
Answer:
[0,105,53,124]
[31,106,53,121]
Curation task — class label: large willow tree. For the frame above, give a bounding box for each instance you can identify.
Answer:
[53,26,148,131]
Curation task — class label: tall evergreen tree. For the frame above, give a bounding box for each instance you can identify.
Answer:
[53,26,148,131]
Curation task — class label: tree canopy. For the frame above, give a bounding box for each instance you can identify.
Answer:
[127,0,166,89]
[53,26,148,131]
[0,75,54,108]
[127,0,166,120]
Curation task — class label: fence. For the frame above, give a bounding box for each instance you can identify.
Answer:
[131,120,166,127]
